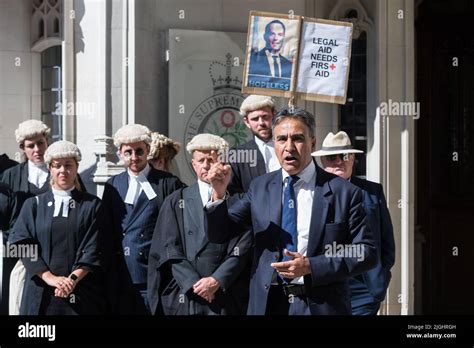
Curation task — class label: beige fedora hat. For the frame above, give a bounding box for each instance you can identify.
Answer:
[312,131,364,156]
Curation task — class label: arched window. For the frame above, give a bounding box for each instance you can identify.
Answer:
[54,17,60,34]
[38,19,44,38]
[32,0,61,44]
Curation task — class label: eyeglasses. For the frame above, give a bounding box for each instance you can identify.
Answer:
[323,153,351,162]
[122,148,146,158]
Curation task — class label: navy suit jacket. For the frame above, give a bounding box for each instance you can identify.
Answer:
[228,139,266,195]
[102,167,183,285]
[349,176,395,303]
[206,163,377,315]
[249,48,292,78]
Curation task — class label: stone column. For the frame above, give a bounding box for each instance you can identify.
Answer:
[74,0,125,195]
[375,0,416,315]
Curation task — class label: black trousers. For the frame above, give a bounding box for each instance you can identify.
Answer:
[265,285,311,315]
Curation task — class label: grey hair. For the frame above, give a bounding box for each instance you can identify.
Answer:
[272,107,316,135]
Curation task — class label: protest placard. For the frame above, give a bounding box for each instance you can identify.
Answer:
[242,11,353,104]
[295,18,353,104]
[242,11,301,99]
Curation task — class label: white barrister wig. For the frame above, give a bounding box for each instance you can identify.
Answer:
[113,124,152,148]
[148,132,181,160]
[15,120,51,144]
[186,133,229,155]
[44,140,82,165]
[239,94,275,117]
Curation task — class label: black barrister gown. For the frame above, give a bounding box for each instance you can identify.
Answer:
[0,154,17,181]
[147,185,252,315]
[9,189,110,315]
[0,183,20,314]
[1,161,87,198]
[0,183,19,244]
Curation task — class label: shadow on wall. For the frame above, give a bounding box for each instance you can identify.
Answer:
[79,163,97,195]
[74,0,86,53]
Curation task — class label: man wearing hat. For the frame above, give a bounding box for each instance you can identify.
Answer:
[102,123,184,314]
[228,94,281,195]
[205,108,376,315]
[148,134,252,315]
[313,131,395,315]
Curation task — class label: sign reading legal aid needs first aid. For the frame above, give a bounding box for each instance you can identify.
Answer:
[242,11,353,104]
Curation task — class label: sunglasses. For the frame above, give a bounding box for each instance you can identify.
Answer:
[122,148,146,158]
[323,153,351,162]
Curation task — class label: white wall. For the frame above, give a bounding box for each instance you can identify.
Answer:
[0,0,33,161]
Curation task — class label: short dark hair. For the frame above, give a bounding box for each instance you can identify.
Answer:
[272,107,316,136]
[264,20,286,44]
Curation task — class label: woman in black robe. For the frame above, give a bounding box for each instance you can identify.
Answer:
[9,140,109,315]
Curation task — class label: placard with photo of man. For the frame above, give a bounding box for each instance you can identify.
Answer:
[243,12,300,98]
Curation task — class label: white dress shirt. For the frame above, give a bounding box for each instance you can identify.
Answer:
[265,49,281,77]
[207,161,316,285]
[281,160,316,284]
[124,164,157,205]
[27,160,48,188]
[254,136,280,173]
[197,180,213,207]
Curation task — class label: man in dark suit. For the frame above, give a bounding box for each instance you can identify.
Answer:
[102,124,184,314]
[229,95,280,195]
[249,20,292,79]
[205,107,376,315]
[314,131,395,315]
[147,134,252,315]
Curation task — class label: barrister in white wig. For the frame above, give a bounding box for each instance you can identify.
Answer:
[1,121,86,314]
[9,141,110,315]
[148,134,252,315]
[1,120,50,196]
[1,120,87,198]
[228,95,280,195]
[148,132,181,173]
[0,120,53,315]
[101,124,184,315]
